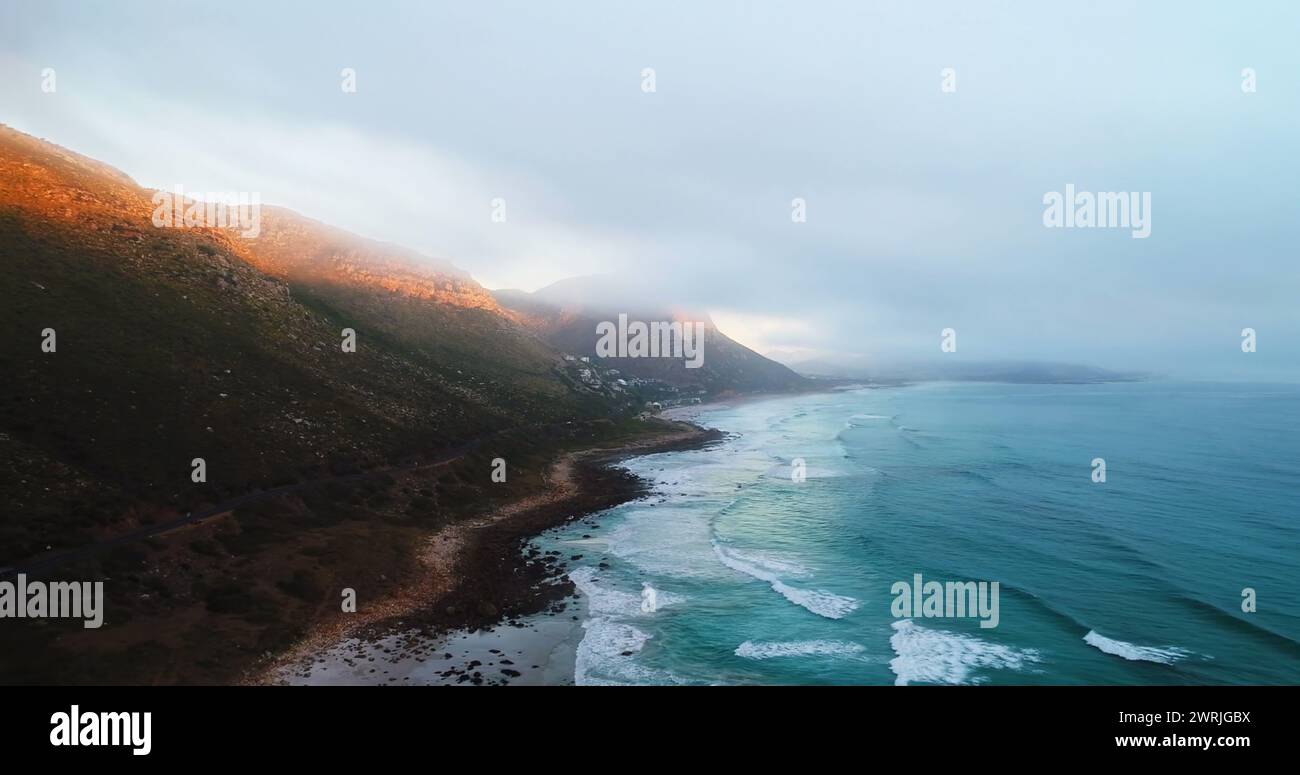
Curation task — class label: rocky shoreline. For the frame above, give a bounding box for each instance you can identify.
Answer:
[260,419,722,685]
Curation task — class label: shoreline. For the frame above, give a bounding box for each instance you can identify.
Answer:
[257,418,723,685]
[661,382,902,422]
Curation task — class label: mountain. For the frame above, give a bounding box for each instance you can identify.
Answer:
[0,123,604,561]
[789,355,1144,384]
[494,275,811,398]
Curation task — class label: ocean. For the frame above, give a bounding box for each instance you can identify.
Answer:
[536,381,1300,685]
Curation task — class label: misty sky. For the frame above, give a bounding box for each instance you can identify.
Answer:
[3,1,1299,378]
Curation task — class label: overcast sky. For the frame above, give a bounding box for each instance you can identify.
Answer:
[4,1,1299,378]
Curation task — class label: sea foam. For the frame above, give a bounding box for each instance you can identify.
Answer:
[713,542,858,619]
[569,565,682,616]
[573,619,657,686]
[735,640,865,660]
[568,566,687,686]
[889,620,1040,685]
[1083,630,1191,664]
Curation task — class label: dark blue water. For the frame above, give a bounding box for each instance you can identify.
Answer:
[537,382,1300,684]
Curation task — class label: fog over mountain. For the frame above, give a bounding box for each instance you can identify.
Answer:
[4,1,1299,381]
[495,275,811,395]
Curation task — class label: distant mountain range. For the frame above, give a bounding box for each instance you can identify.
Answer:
[786,355,1144,384]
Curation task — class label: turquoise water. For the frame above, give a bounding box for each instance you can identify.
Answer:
[535,382,1300,685]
